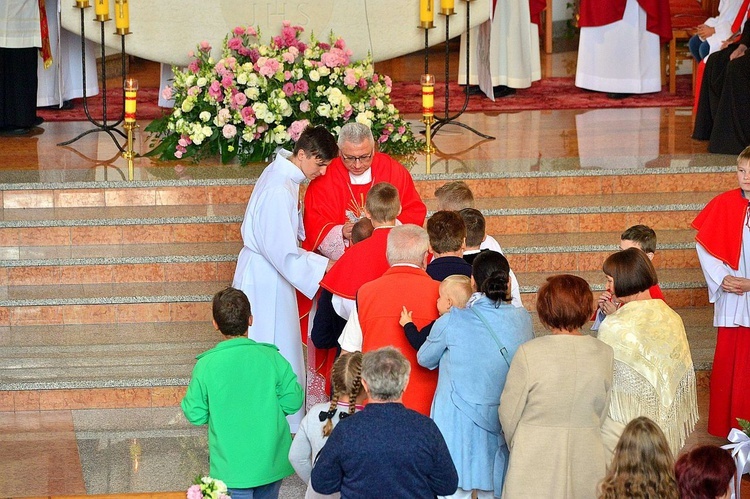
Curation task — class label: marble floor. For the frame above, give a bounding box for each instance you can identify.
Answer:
[1,46,748,497]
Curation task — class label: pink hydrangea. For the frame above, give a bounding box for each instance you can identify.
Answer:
[222,124,237,139]
[282,82,295,97]
[208,80,223,100]
[294,80,308,94]
[161,85,172,101]
[186,485,202,499]
[320,47,351,68]
[227,37,243,50]
[288,119,310,141]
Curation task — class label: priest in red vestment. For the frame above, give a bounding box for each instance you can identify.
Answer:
[302,122,426,260]
[339,225,440,416]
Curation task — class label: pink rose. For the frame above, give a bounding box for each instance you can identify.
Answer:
[284,70,292,81]
[199,40,211,52]
[228,37,243,50]
[343,69,357,87]
[378,134,388,143]
[187,86,200,97]
[188,61,200,73]
[294,80,308,94]
[343,106,353,120]
[288,119,310,141]
[241,106,256,125]
[358,78,367,89]
[161,86,173,101]
[223,124,237,139]
[398,126,406,135]
[299,100,311,112]
[186,485,202,499]
[221,75,234,88]
[282,51,295,64]
[209,80,223,100]
[373,73,379,83]
[246,26,257,37]
[384,75,392,88]
[282,82,295,97]
[233,92,247,107]
[233,26,245,36]
[174,150,183,159]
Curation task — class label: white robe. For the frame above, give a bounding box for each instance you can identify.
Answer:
[232,150,329,431]
[575,0,662,94]
[37,0,99,107]
[703,0,745,59]
[697,233,750,327]
[457,0,541,93]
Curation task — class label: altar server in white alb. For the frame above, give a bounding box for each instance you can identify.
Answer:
[575,0,672,96]
[37,0,99,108]
[232,126,337,432]
[458,0,542,99]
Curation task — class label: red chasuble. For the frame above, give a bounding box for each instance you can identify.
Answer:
[692,189,748,270]
[302,153,426,252]
[578,0,672,43]
[320,227,392,299]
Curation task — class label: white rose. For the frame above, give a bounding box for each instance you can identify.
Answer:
[245,87,260,100]
[236,73,247,85]
[309,70,320,82]
[186,75,196,87]
[181,100,195,113]
[316,103,331,117]
[247,74,259,86]
[202,125,213,137]
[196,77,208,87]
[199,111,211,122]
[355,113,372,127]
[318,66,330,76]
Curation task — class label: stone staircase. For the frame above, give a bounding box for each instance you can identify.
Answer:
[0,165,735,410]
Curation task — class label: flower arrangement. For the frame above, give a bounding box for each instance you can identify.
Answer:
[186,476,230,499]
[146,21,423,165]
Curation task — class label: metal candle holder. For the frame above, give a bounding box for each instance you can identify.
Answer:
[58,1,129,151]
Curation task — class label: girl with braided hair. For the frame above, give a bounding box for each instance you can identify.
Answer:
[289,352,364,498]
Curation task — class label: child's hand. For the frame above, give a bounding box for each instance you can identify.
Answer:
[399,306,413,326]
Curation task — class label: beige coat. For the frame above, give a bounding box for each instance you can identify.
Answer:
[499,335,613,499]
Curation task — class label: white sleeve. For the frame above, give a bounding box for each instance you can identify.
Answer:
[480,235,503,253]
[331,295,354,320]
[696,242,729,303]
[509,269,523,308]
[338,305,363,352]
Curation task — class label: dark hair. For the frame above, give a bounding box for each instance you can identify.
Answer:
[351,217,374,244]
[536,274,594,332]
[602,247,658,298]
[365,182,400,223]
[621,225,657,254]
[427,211,466,254]
[473,250,511,305]
[675,445,736,499]
[459,208,486,248]
[293,125,338,161]
[212,287,252,336]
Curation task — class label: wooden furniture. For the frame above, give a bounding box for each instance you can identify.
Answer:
[665,0,720,93]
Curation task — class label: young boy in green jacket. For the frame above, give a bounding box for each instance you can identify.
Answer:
[182,287,304,499]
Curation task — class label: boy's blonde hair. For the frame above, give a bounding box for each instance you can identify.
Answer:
[441,275,472,308]
[322,352,364,437]
[738,145,750,165]
[435,181,474,211]
[365,182,401,223]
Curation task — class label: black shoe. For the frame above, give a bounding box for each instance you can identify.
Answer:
[493,85,517,98]
[465,85,484,96]
[606,92,633,100]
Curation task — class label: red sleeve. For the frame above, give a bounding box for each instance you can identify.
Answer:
[529,0,547,25]
[648,284,665,301]
[302,159,348,252]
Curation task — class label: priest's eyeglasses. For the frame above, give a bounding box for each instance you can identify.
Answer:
[341,152,374,164]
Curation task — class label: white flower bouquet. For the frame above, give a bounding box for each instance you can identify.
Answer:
[186,475,230,499]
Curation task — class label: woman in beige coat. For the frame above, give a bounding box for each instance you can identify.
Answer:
[499,275,614,499]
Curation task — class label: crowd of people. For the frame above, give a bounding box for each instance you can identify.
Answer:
[178,122,749,497]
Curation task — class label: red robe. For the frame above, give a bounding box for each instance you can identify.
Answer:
[578,0,672,43]
[692,188,748,270]
[320,227,392,299]
[302,153,426,252]
[357,266,440,416]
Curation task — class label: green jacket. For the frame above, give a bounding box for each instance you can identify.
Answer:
[181,337,304,488]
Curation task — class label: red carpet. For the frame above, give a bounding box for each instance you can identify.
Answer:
[389,75,694,114]
[38,76,693,122]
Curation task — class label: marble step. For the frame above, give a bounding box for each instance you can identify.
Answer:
[0,307,718,396]
[0,166,735,210]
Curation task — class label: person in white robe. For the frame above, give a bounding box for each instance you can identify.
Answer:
[575,0,662,94]
[457,0,541,99]
[232,126,337,432]
[37,0,99,108]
